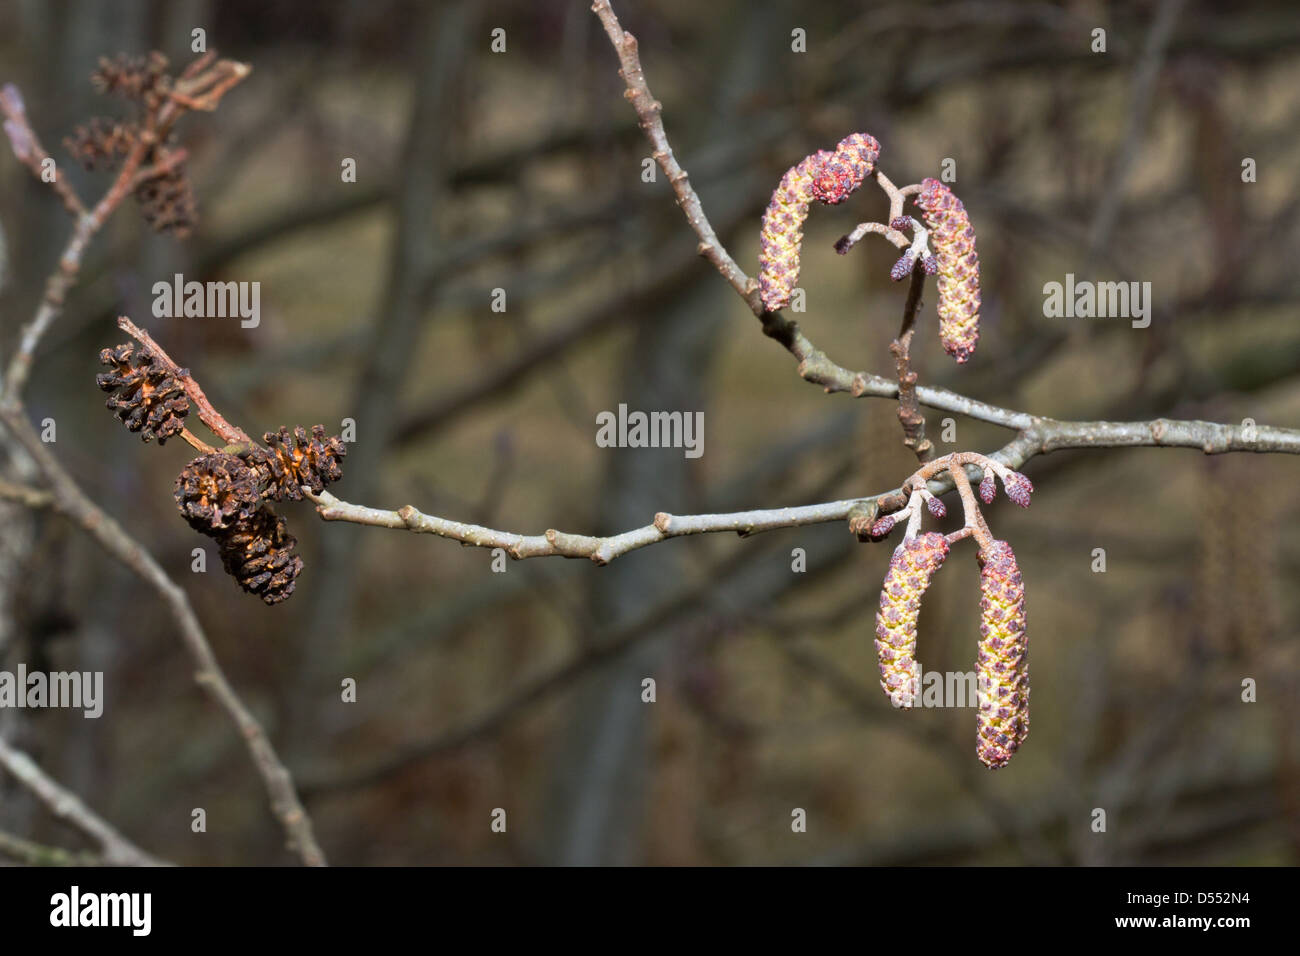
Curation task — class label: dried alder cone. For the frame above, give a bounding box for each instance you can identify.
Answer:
[914,178,981,364]
[256,425,348,501]
[95,323,346,605]
[64,118,137,170]
[758,132,879,311]
[975,541,1029,769]
[96,343,190,444]
[874,532,949,708]
[91,52,170,102]
[174,452,261,534]
[218,507,303,606]
[134,163,197,238]
[67,52,204,237]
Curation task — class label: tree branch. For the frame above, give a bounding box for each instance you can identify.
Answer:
[0,736,163,866]
[890,263,934,462]
[0,405,327,866]
[310,406,1300,558]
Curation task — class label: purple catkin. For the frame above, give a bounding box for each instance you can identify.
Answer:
[979,472,997,504]
[759,133,880,311]
[874,533,950,709]
[890,251,916,282]
[868,515,896,540]
[975,541,1029,768]
[1004,471,1034,508]
[914,178,981,364]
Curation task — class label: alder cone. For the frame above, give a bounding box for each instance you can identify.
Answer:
[975,540,1030,769]
[174,452,261,534]
[914,178,981,364]
[65,117,138,171]
[134,163,196,238]
[96,343,189,444]
[91,52,169,101]
[257,425,347,500]
[218,508,303,606]
[874,532,950,709]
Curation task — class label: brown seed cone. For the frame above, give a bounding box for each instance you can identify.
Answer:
[64,117,138,171]
[175,453,262,535]
[91,52,169,101]
[256,425,347,501]
[134,162,196,238]
[96,342,190,444]
[975,540,1030,769]
[218,508,303,606]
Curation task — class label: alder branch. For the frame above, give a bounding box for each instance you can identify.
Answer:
[0,477,53,508]
[0,55,249,404]
[116,315,253,444]
[890,263,934,462]
[0,829,100,866]
[312,406,1300,557]
[0,405,326,866]
[291,1,1300,565]
[0,736,163,866]
[310,489,866,566]
[588,1,1300,451]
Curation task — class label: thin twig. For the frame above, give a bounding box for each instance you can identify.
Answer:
[0,406,326,866]
[0,478,53,508]
[310,406,1300,557]
[0,55,249,405]
[115,316,253,445]
[890,264,934,462]
[0,829,101,866]
[0,736,163,866]
[310,489,867,566]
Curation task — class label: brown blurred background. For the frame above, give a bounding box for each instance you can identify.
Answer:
[1,0,1299,865]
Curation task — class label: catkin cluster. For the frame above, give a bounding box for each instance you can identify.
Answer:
[758,136,982,364]
[869,459,1034,768]
[172,432,345,604]
[758,133,880,312]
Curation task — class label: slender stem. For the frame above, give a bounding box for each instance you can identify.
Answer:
[0,736,164,866]
[116,316,254,445]
[0,405,325,866]
[947,459,995,550]
[890,264,934,462]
